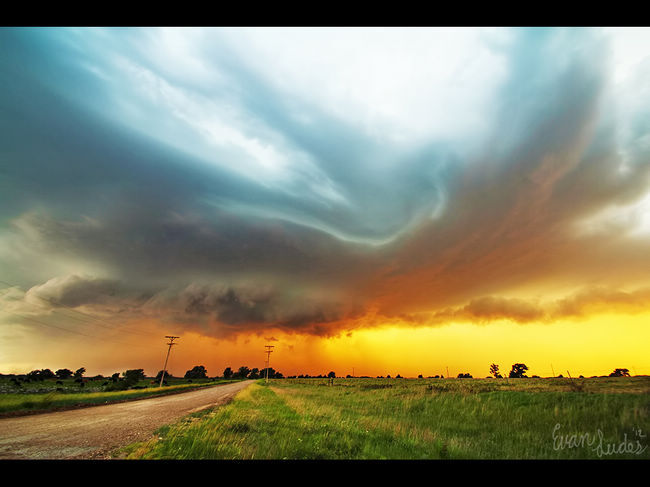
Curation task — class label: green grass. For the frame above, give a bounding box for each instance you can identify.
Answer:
[0,379,241,415]
[119,377,650,460]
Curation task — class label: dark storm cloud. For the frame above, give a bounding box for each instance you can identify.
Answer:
[25,275,120,308]
[159,282,356,334]
[2,27,650,337]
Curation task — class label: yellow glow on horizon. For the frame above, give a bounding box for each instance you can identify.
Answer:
[309,312,650,378]
[2,312,649,379]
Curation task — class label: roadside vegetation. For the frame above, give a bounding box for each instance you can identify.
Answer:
[119,376,650,460]
[0,364,253,415]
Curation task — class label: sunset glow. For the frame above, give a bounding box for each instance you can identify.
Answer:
[2,27,650,379]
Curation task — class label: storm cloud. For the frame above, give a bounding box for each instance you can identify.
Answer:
[2,27,650,340]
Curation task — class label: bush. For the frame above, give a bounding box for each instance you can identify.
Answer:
[104,380,129,392]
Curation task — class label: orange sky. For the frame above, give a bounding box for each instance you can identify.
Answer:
[2,309,648,378]
[2,28,650,379]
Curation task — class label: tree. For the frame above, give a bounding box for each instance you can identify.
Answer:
[122,369,145,387]
[27,370,44,381]
[235,366,250,379]
[74,367,86,379]
[457,373,472,378]
[489,363,502,378]
[259,367,282,379]
[155,370,173,381]
[55,368,74,379]
[28,369,56,380]
[40,369,55,379]
[103,369,142,391]
[609,368,630,377]
[185,365,208,379]
[249,368,260,380]
[327,371,336,378]
[509,363,529,378]
[223,367,233,379]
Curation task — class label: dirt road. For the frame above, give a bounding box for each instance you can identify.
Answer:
[0,380,253,459]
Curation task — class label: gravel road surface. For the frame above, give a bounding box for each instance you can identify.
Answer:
[0,380,253,459]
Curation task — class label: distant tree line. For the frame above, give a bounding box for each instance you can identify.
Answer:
[222,366,283,379]
[2,364,636,390]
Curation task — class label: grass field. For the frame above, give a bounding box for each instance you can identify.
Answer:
[0,377,241,415]
[119,377,650,460]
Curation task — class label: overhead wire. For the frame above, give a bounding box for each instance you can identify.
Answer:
[0,279,161,338]
[0,280,163,350]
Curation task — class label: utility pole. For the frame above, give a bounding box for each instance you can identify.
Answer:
[159,336,179,387]
[446,366,449,379]
[551,363,555,378]
[264,345,274,384]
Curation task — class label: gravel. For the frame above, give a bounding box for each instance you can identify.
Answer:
[0,380,253,459]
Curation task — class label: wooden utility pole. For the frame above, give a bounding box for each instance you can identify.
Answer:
[159,336,179,387]
[264,345,274,384]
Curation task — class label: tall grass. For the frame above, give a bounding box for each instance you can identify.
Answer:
[120,377,650,460]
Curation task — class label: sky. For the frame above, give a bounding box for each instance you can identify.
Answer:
[1,27,650,379]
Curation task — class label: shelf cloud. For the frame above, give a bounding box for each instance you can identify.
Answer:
[2,26,650,345]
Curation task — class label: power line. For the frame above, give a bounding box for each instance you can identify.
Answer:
[0,279,159,338]
[1,302,158,350]
[264,345,274,384]
[6,311,157,350]
[0,279,155,337]
[8,312,105,339]
[159,336,180,387]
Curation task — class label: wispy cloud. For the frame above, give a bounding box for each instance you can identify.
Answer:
[1,27,650,341]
